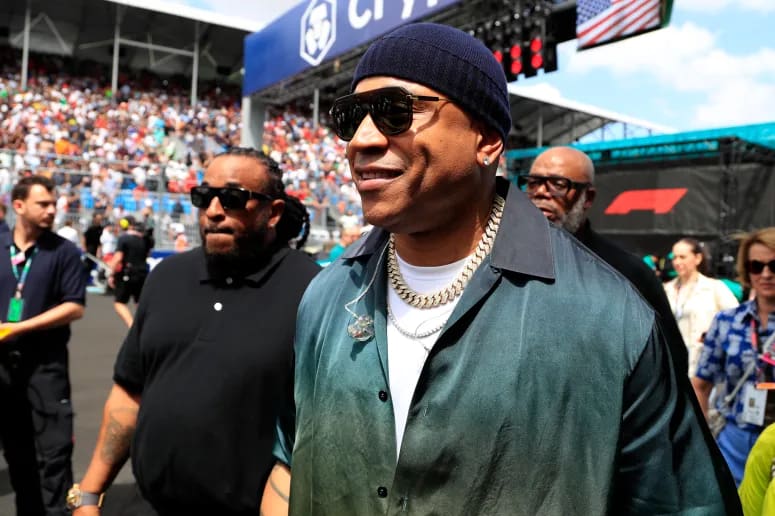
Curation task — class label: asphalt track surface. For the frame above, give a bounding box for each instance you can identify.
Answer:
[1,293,157,515]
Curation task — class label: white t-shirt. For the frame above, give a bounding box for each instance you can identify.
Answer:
[387,252,468,459]
[56,225,80,247]
[100,229,117,255]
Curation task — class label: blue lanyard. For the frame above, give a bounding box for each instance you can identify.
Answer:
[9,244,37,298]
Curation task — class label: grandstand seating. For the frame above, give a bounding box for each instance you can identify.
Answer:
[0,45,363,252]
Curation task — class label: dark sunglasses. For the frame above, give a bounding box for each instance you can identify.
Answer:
[329,86,448,142]
[190,185,273,210]
[747,259,775,275]
[516,174,590,197]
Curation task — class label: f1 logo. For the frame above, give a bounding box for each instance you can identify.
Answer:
[300,0,337,66]
[604,188,688,215]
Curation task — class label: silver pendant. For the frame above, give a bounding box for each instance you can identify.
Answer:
[348,315,374,342]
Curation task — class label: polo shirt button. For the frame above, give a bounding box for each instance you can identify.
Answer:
[225,277,233,285]
[214,302,223,311]
[378,390,388,402]
[377,486,388,498]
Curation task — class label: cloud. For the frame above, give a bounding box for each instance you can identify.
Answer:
[559,22,775,128]
[678,0,775,13]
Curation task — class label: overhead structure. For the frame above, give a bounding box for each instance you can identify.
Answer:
[506,84,675,148]
[244,0,576,108]
[241,0,578,146]
[507,122,775,271]
[1,0,252,104]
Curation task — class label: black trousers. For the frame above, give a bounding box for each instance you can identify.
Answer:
[0,345,74,516]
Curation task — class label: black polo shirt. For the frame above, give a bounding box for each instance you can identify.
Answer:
[113,245,319,515]
[0,230,86,350]
[116,232,150,275]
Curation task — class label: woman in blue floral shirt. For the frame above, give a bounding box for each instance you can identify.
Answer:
[693,227,775,485]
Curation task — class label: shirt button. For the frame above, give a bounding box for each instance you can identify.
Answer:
[378,390,388,402]
[225,277,233,285]
[214,302,223,311]
[377,486,388,498]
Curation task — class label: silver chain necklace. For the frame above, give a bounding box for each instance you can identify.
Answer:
[387,194,505,309]
[386,302,450,342]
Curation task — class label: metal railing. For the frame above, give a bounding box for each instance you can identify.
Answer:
[0,148,357,255]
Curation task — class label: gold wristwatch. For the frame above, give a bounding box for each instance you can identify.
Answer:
[66,484,105,509]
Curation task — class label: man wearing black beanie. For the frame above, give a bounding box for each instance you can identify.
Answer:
[263,22,736,516]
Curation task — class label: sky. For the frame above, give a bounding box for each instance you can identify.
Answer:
[526,0,775,132]
[146,0,774,133]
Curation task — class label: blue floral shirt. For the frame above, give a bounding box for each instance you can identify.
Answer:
[696,300,775,430]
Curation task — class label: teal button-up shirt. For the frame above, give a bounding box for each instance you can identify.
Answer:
[277,181,727,515]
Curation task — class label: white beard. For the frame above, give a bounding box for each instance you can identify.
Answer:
[561,190,588,234]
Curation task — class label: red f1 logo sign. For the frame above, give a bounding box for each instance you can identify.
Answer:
[604,188,688,215]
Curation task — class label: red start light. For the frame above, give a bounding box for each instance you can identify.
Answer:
[531,54,544,70]
[530,37,543,53]
[493,50,503,63]
[509,45,522,59]
[511,61,523,75]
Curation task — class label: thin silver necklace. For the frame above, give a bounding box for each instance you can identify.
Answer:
[386,301,451,343]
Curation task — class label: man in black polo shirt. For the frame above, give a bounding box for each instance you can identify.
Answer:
[108,216,151,327]
[82,213,104,284]
[70,149,320,516]
[0,175,87,516]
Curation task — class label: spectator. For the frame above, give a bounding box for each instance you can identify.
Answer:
[665,237,740,375]
[56,218,80,247]
[83,213,105,277]
[327,225,361,262]
[172,223,188,253]
[693,227,775,486]
[108,217,150,328]
[0,200,8,233]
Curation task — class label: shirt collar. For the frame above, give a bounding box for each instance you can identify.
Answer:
[197,245,291,285]
[342,177,555,280]
[2,228,55,249]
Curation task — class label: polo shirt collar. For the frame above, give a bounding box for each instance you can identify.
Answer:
[197,245,291,285]
[341,177,555,280]
[2,228,55,249]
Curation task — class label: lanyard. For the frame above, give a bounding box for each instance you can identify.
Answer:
[9,244,37,299]
[754,318,775,369]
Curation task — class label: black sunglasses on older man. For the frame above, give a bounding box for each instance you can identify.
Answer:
[190,185,273,210]
[516,174,591,198]
[329,86,448,142]
[747,259,775,275]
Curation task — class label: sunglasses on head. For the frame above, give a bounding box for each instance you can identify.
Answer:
[190,185,273,210]
[329,86,448,142]
[516,174,590,197]
[747,259,775,275]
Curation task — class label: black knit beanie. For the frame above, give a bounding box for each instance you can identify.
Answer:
[352,22,512,143]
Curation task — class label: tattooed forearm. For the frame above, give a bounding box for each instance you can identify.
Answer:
[269,475,290,503]
[100,408,137,465]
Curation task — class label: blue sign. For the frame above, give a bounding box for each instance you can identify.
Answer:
[244,0,462,96]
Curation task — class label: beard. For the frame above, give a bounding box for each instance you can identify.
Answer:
[202,224,272,279]
[560,190,589,234]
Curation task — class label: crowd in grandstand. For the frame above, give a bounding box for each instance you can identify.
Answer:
[0,46,364,254]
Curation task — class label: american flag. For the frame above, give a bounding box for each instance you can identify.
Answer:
[577,0,662,49]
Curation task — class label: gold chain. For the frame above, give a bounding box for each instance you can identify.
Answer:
[387,194,505,309]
